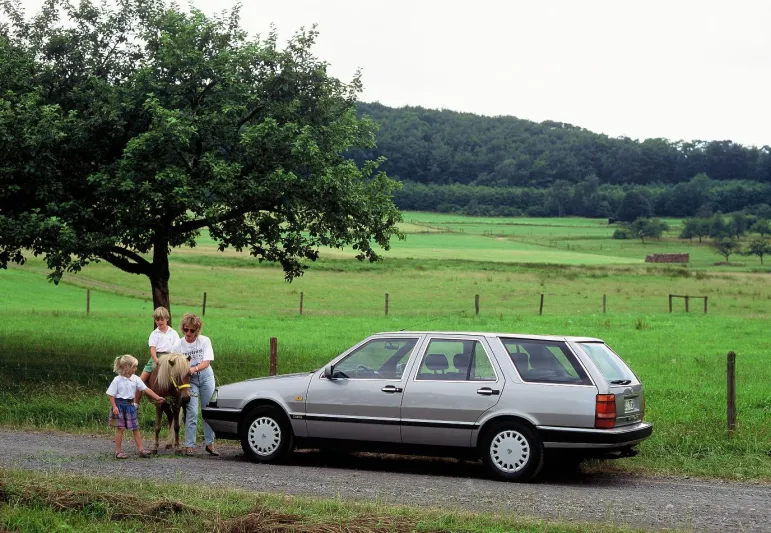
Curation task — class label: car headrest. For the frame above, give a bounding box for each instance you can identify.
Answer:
[425,353,449,371]
[453,352,470,371]
[511,351,529,370]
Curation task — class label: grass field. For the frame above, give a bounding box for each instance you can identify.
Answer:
[1,212,770,483]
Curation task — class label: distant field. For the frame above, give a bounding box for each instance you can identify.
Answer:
[1,212,770,481]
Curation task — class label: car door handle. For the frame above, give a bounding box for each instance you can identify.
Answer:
[477,387,500,396]
[381,385,403,393]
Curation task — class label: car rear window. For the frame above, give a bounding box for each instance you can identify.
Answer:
[502,339,592,385]
[577,342,637,384]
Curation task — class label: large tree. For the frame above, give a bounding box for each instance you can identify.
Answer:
[0,0,403,316]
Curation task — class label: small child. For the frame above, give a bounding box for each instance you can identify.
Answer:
[136,306,179,406]
[107,354,164,459]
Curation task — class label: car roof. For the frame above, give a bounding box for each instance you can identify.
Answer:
[372,331,604,343]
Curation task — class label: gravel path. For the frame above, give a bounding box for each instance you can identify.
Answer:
[1,428,769,532]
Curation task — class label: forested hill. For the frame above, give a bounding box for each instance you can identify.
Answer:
[351,102,771,187]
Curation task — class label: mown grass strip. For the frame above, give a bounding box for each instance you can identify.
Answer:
[0,469,659,532]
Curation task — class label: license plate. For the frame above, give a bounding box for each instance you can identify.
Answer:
[625,398,638,412]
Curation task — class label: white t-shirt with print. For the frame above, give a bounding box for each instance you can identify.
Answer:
[148,327,180,353]
[106,374,147,400]
[171,335,214,367]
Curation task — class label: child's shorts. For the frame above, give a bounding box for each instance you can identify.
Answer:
[109,400,139,430]
[142,351,169,373]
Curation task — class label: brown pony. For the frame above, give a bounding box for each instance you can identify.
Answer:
[148,353,191,453]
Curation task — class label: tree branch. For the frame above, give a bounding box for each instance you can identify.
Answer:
[194,79,217,109]
[99,246,152,276]
[173,207,249,234]
[173,145,194,174]
[237,103,263,130]
[173,203,276,234]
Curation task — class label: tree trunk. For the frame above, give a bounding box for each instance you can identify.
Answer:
[150,235,172,325]
[150,275,171,322]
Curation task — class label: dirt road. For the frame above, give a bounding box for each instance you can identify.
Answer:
[0,429,768,532]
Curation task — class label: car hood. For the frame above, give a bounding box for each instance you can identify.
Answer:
[216,371,316,398]
[243,371,314,383]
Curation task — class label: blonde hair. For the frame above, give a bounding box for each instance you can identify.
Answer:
[113,354,139,375]
[156,353,191,391]
[153,306,170,321]
[179,313,203,332]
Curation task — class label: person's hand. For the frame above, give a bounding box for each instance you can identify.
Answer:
[112,406,119,415]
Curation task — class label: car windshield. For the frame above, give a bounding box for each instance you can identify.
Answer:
[577,342,636,383]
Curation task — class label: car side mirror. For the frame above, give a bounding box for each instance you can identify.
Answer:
[323,365,335,380]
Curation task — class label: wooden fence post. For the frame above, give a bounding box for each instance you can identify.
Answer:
[86,289,91,314]
[299,292,304,315]
[475,294,480,316]
[727,351,736,433]
[202,291,207,316]
[685,295,689,313]
[539,294,544,315]
[704,296,708,314]
[602,294,606,314]
[385,293,389,316]
[270,337,277,376]
[668,294,673,313]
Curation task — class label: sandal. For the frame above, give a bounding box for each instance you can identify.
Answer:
[138,449,153,458]
[183,447,196,456]
[115,452,129,459]
[205,445,220,457]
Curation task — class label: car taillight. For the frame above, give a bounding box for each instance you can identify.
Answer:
[595,394,616,429]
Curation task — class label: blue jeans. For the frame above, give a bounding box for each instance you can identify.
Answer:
[185,366,215,447]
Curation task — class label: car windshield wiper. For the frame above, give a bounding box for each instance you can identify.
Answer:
[610,379,632,385]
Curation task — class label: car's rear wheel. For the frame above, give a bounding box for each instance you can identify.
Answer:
[480,421,544,482]
[240,405,294,463]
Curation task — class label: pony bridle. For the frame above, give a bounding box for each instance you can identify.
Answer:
[170,375,191,392]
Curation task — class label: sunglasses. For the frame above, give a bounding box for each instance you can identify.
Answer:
[183,328,198,334]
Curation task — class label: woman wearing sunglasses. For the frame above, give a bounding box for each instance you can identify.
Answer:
[171,313,219,456]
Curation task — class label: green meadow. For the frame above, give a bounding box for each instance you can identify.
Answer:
[1,212,770,481]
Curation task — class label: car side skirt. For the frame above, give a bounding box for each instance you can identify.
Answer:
[294,437,480,460]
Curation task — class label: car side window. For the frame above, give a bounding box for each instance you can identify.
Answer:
[416,339,496,381]
[502,339,592,385]
[333,338,418,380]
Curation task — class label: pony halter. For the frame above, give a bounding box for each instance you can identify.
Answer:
[170,375,191,391]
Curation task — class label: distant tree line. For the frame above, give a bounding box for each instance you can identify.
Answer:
[352,103,771,186]
[394,174,771,220]
[350,103,771,218]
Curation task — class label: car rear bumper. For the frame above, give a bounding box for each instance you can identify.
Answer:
[538,422,653,449]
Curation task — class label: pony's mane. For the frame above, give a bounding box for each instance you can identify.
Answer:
[156,353,190,389]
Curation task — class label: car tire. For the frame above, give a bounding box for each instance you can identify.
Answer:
[240,405,294,463]
[480,421,544,482]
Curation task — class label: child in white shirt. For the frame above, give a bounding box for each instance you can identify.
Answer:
[107,354,164,459]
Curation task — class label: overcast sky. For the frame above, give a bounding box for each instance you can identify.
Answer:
[18,0,771,146]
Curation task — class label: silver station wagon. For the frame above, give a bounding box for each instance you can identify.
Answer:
[203,331,652,481]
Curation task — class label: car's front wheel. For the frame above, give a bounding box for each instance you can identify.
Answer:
[240,405,294,463]
[480,421,544,482]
